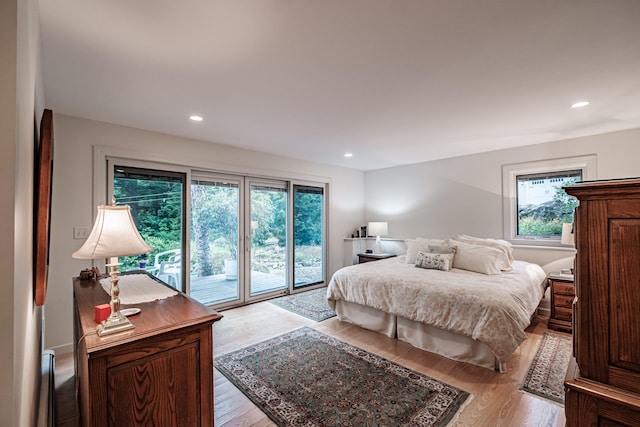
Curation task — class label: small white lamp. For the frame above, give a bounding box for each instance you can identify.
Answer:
[73,204,153,336]
[561,222,575,275]
[561,223,574,246]
[368,221,388,254]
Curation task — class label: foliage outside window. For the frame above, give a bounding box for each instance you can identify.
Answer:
[502,155,596,244]
[114,167,185,271]
[516,171,581,238]
[190,180,239,277]
[293,185,324,287]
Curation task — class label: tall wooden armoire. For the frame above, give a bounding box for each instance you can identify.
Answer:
[564,178,640,426]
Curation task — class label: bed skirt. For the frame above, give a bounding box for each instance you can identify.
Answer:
[334,299,507,372]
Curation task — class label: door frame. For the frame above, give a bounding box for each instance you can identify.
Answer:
[244,177,291,302]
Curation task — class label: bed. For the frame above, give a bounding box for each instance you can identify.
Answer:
[327,237,547,372]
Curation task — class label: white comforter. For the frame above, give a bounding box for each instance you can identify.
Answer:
[327,257,547,362]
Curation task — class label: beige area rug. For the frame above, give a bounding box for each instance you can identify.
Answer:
[520,332,573,404]
[268,288,336,321]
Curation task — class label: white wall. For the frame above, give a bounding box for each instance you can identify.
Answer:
[0,2,18,423]
[364,128,640,266]
[1,0,46,425]
[45,114,365,351]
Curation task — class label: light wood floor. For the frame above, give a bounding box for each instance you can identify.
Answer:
[55,299,568,426]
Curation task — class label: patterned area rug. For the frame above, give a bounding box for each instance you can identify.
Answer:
[268,288,336,321]
[215,327,471,426]
[520,332,573,404]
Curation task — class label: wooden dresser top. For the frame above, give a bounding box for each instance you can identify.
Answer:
[73,274,222,353]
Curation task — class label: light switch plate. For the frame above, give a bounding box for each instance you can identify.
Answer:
[74,226,90,239]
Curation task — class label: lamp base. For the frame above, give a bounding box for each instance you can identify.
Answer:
[96,311,135,336]
[96,260,135,336]
[373,236,383,254]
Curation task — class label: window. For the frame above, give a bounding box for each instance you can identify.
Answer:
[502,155,596,244]
[516,170,581,238]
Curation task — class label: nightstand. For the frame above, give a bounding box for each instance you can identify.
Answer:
[547,273,575,332]
[357,253,397,264]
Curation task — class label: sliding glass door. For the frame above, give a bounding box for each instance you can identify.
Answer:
[188,176,291,305]
[112,165,186,290]
[293,184,324,288]
[190,175,243,305]
[247,180,289,299]
[109,159,327,309]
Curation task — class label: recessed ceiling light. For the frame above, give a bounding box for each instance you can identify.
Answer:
[571,101,590,109]
[189,115,203,122]
[344,152,353,158]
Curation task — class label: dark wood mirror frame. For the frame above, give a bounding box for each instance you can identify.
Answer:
[35,109,53,306]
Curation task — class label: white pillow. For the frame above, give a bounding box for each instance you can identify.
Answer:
[404,238,446,264]
[450,240,508,275]
[427,243,457,255]
[415,251,453,271]
[452,234,514,270]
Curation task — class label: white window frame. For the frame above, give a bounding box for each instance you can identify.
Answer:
[502,154,597,246]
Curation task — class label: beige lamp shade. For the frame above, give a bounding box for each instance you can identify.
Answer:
[72,205,153,259]
[368,222,388,237]
[561,222,575,246]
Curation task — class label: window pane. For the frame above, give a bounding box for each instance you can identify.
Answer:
[516,170,581,237]
[113,166,184,288]
[190,179,240,305]
[250,184,287,296]
[293,185,324,288]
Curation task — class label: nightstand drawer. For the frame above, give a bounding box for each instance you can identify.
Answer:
[554,306,573,322]
[551,281,575,296]
[357,253,397,264]
[554,294,574,308]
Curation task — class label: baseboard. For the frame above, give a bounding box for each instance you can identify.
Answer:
[537,307,551,318]
[49,341,73,355]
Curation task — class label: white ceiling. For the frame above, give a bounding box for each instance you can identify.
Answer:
[39,0,640,171]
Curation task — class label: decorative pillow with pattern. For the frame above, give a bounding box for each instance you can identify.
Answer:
[415,251,454,271]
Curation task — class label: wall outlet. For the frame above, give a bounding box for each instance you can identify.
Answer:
[74,226,90,239]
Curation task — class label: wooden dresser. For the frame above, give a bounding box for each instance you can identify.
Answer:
[564,178,640,426]
[73,274,222,427]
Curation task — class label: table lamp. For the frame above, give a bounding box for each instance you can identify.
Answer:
[368,221,388,254]
[561,222,575,275]
[73,204,153,336]
[561,223,574,246]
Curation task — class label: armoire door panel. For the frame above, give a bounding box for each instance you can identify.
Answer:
[609,219,640,367]
[578,199,610,382]
[609,219,640,393]
[564,179,640,426]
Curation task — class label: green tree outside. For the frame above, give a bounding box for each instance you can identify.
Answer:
[518,179,579,236]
